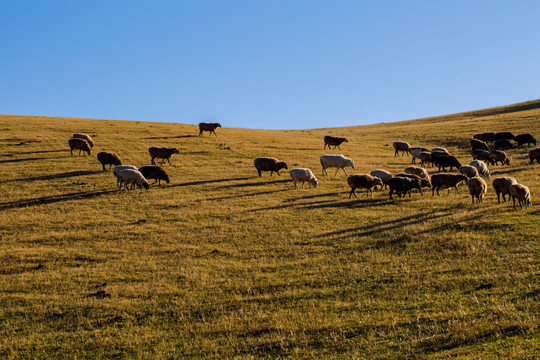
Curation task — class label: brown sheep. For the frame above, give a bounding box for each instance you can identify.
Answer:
[467,176,487,204]
[97,151,122,170]
[515,134,537,148]
[254,157,288,177]
[431,173,467,196]
[459,165,479,179]
[470,139,489,151]
[387,176,422,199]
[199,123,221,136]
[473,132,495,143]
[72,133,94,148]
[149,147,180,166]
[404,166,430,180]
[492,177,517,203]
[489,150,510,166]
[470,149,494,165]
[324,136,348,150]
[528,148,540,164]
[417,151,433,167]
[395,173,431,188]
[138,165,170,185]
[68,138,91,156]
[347,174,383,198]
[370,169,392,189]
[509,184,532,209]
[393,141,411,156]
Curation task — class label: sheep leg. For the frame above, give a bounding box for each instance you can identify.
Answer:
[167,158,172,166]
[389,189,393,199]
[301,182,305,189]
[293,181,298,190]
[349,188,357,199]
[151,158,155,165]
[199,130,203,136]
[70,148,74,156]
[455,186,460,194]
[257,169,262,177]
[342,168,348,176]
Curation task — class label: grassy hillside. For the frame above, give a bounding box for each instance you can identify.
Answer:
[1,102,539,359]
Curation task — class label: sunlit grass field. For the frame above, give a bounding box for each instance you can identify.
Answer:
[1,101,539,359]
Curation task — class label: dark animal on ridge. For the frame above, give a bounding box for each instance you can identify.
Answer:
[97,151,122,170]
[149,147,180,166]
[199,123,221,136]
[324,136,348,150]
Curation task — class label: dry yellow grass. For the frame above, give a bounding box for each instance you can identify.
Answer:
[0,101,539,359]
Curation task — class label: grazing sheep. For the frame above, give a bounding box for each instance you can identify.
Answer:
[431,173,467,196]
[289,168,318,189]
[387,176,422,199]
[492,177,517,203]
[254,157,288,176]
[72,133,94,148]
[117,169,150,191]
[515,133,537,148]
[324,136,348,150]
[68,138,91,156]
[149,147,180,166]
[469,160,491,179]
[509,184,532,209]
[417,151,433,167]
[97,151,122,171]
[529,148,540,164]
[199,122,221,136]
[489,150,510,166]
[404,166,430,180]
[138,165,170,185]
[473,132,495,143]
[320,154,354,176]
[395,173,431,189]
[434,155,461,172]
[347,174,383,198]
[393,141,411,156]
[430,149,451,165]
[370,169,392,189]
[467,176,487,204]
[459,165,479,179]
[113,165,138,189]
[470,139,490,151]
[494,139,513,150]
[431,147,450,154]
[410,147,429,164]
[494,132,515,141]
[470,149,494,165]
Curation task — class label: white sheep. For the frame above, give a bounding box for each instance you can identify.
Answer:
[113,165,138,189]
[410,147,428,163]
[117,169,149,191]
[320,154,355,176]
[469,160,490,179]
[289,168,318,189]
[432,147,449,154]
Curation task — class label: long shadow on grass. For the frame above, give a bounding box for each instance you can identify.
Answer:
[0,189,117,210]
[1,170,102,184]
[144,135,198,140]
[217,178,290,189]
[201,189,289,202]
[316,209,456,240]
[167,177,252,188]
[0,149,66,156]
[247,195,391,212]
[0,157,47,164]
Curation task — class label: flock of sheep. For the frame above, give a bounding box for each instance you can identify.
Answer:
[67,125,537,209]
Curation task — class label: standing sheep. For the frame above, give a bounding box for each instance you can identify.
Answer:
[467,176,487,204]
[492,177,517,203]
[347,174,383,198]
[528,148,540,164]
[199,123,221,136]
[469,160,490,179]
[459,165,479,179]
[117,169,150,191]
[470,149,494,165]
[494,132,515,142]
[370,169,392,189]
[474,132,495,143]
[68,138,91,156]
[289,168,318,189]
[324,136,348,150]
[97,151,122,170]
[404,166,430,180]
[494,139,513,150]
[149,147,180,166]
[417,151,433,167]
[509,184,532,209]
[470,139,490,151]
[434,155,461,172]
[489,150,510,166]
[254,157,288,177]
[387,177,422,199]
[320,154,355,176]
[393,141,411,156]
[431,173,467,196]
[113,165,138,189]
[515,134,537,148]
[410,147,429,163]
[138,165,171,185]
[72,133,94,148]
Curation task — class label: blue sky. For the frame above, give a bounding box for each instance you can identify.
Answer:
[1,1,539,129]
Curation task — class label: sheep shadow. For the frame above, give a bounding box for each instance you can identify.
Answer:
[0,157,48,164]
[2,170,103,184]
[202,189,289,202]
[167,177,252,188]
[144,135,198,140]
[0,189,117,211]
[217,179,290,189]
[0,149,66,157]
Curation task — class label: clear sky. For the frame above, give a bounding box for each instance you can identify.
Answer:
[1,1,539,129]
